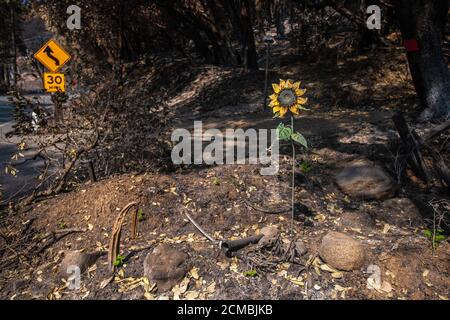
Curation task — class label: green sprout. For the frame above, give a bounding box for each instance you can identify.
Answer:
[113,254,126,267]
[58,221,67,229]
[138,208,144,221]
[243,269,258,277]
[299,160,312,173]
[423,228,446,249]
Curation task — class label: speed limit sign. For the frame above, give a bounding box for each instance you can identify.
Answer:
[43,72,65,93]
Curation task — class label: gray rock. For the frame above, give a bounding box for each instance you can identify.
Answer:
[336,159,395,200]
[319,231,365,271]
[143,244,189,292]
[376,198,423,227]
[294,240,307,256]
[258,225,279,247]
[59,250,103,277]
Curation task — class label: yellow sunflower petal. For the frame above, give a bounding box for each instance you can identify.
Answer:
[295,88,306,96]
[272,106,281,113]
[272,83,281,93]
[269,99,280,107]
[292,81,301,89]
[290,106,299,115]
[269,93,278,101]
[279,107,288,118]
[297,97,308,105]
[286,79,293,89]
[279,79,286,89]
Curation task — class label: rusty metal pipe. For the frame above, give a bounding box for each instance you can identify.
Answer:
[220,234,263,257]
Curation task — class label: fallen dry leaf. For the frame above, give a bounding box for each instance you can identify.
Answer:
[185,291,200,300]
[99,274,115,289]
[189,267,200,280]
[206,281,216,294]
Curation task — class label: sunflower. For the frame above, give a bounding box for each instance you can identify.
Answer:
[269,79,307,118]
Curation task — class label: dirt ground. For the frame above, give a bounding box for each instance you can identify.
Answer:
[0,41,449,300]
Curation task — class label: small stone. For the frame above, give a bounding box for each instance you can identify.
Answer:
[319,231,365,271]
[258,225,279,247]
[59,250,103,277]
[336,159,395,200]
[380,281,393,293]
[294,240,307,256]
[143,244,190,292]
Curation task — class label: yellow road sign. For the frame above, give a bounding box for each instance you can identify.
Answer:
[34,39,71,72]
[43,73,65,93]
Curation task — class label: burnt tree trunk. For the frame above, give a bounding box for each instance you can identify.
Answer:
[154,0,216,63]
[254,0,265,31]
[273,0,286,39]
[394,0,450,121]
[223,0,258,70]
[0,65,5,92]
[202,0,236,65]
[240,0,258,70]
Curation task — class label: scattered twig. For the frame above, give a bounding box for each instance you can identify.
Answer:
[392,111,429,183]
[243,199,290,214]
[184,212,218,244]
[184,210,263,257]
[35,228,86,254]
[422,120,450,142]
[53,228,85,234]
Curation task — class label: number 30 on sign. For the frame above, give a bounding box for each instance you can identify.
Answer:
[43,72,65,93]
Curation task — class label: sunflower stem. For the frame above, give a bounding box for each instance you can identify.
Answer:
[290,115,295,239]
[262,40,271,110]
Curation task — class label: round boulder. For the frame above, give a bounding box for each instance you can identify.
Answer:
[143,244,190,292]
[319,231,365,271]
[59,250,103,277]
[336,159,395,200]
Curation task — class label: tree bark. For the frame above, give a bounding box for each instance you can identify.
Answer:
[222,0,258,70]
[254,0,265,31]
[273,0,286,38]
[0,65,5,92]
[202,0,236,65]
[154,0,216,63]
[394,0,450,121]
[10,1,18,89]
[240,0,258,70]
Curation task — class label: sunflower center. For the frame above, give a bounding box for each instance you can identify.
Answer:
[277,89,296,107]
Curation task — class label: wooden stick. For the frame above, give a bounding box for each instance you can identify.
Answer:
[108,202,139,271]
[392,111,429,183]
[422,120,450,142]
